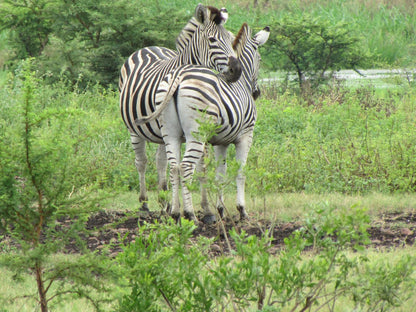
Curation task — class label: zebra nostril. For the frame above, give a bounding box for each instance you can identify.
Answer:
[224,56,242,83]
[253,89,261,100]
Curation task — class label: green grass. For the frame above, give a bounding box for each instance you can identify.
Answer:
[248,192,416,222]
[105,190,416,225]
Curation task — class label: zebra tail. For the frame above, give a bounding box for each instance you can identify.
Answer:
[135,71,184,126]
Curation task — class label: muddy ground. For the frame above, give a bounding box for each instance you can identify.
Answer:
[79,209,416,257]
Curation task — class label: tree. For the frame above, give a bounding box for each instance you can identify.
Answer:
[264,14,371,90]
[0,0,188,86]
[0,0,54,58]
[0,59,115,312]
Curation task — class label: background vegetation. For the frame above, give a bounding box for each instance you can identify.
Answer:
[1,0,415,87]
[1,0,416,311]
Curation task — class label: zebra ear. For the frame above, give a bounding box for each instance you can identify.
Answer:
[253,26,270,46]
[220,8,228,24]
[195,4,207,24]
[196,4,224,25]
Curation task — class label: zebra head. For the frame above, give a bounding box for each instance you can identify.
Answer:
[233,24,270,99]
[177,4,242,83]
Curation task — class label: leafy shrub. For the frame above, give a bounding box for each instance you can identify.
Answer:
[0,0,190,86]
[263,14,371,90]
[250,85,416,194]
[117,218,219,312]
[0,59,117,311]
[116,204,416,311]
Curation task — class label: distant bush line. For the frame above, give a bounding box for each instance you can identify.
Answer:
[1,0,415,88]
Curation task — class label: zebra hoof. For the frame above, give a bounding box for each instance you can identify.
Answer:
[202,214,216,224]
[217,206,225,219]
[171,212,181,224]
[237,205,248,221]
[165,203,172,214]
[184,211,199,224]
[240,213,249,221]
[140,202,149,212]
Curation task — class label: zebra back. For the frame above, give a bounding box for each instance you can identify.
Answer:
[137,23,270,145]
[120,4,241,144]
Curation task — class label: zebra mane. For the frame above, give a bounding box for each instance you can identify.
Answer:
[233,23,250,55]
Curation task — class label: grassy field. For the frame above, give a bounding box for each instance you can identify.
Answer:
[1,1,416,310]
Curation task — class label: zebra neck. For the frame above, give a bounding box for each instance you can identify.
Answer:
[176,17,199,52]
[241,71,253,95]
[176,46,200,66]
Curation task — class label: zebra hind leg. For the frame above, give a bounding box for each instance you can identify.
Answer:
[180,161,199,223]
[169,164,181,223]
[235,136,252,221]
[180,140,209,224]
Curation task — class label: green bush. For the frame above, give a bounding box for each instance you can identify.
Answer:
[0,59,117,312]
[0,0,193,86]
[117,204,416,311]
[250,86,416,194]
[117,218,219,312]
[263,14,371,89]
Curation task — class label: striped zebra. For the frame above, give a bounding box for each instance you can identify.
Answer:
[137,23,270,223]
[119,4,241,211]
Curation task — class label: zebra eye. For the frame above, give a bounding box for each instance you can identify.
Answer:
[208,37,217,43]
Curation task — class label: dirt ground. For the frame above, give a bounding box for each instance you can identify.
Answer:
[80,209,416,257]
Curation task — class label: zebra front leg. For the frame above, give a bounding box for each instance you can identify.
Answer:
[234,135,253,220]
[156,144,170,213]
[214,145,228,219]
[130,133,149,211]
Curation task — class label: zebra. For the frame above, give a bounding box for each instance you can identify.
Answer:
[136,23,270,223]
[119,4,242,211]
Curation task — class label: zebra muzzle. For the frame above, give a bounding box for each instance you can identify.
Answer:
[253,88,261,100]
[222,56,242,83]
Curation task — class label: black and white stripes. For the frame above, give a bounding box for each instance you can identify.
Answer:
[119,4,241,211]
[137,23,270,222]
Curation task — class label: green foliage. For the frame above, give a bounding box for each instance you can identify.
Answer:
[251,85,416,194]
[0,0,192,86]
[0,59,117,311]
[263,14,371,89]
[117,204,416,311]
[353,254,416,310]
[0,0,53,58]
[117,218,218,312]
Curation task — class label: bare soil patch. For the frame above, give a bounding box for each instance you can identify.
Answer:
[81,210,416,256]
[2,210,414,256]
